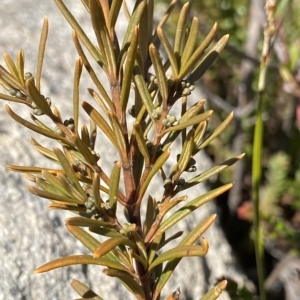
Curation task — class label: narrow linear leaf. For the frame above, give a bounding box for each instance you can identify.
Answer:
[186,154,245,189]
[120,26,139,112]
[17,50,25,87]
[28,185,82,204]
[163,110,213,133]
[159,231,184,250]
[156,183,233,236]
[89,226,123,238]
[42,170,74,199]
[199,280,227,300]
[177,129,195,173]
[108,112,127,154]
[71,279,103,300]
[72,134,98,166]
[66,217,115,228]
[53,147,86,197]
[137,149,170,205]
[133,122,150,164]
[149,43,169,108]
[143,195,157,236]
[25,78,53,117]
[149,240,208,271]
[197,112,233,150]
[133,64,155,117]
[121,1,146,51]
[194,120,207,147]
[157,26,178,78]
[34,255,128,273]
[3,53,19,81]
[73,57,82,132]
[181,17,199,67]
[36,17,49,91]
[94,237,134,258]
[54,0,103,64]
[131,231,148,265]
[30,138,59,163]
[109,0,123,28]
[66,225,100,252]
[72,32,113,110]
[154,215,217,298]
[6,165,61,174]
[0,92,28,105]
[0,65,28,94]
[103,269,145,300]
[178,23,218,80]
[174,2,189,59]
[188,35,229,83]
[82,101,117,148]
[109,161,121,215]
[148,233,163,265]
[91,172,105,214]
[36,177,70,198]
[5,105,70,144]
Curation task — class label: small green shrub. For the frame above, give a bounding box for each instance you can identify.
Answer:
[0,1,241,299]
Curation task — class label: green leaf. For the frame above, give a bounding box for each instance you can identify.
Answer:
[131,231,148,266]
[103,269,145,300]
[66,217,116,228]
[186,154,245,189]
[82,101,117,148]
[36,17,48,91]
[71,279,103,300]
[163,110,213,133]
[93,237,134,258]
[133,64,155,117]
[157,26,178,79]
[198,280,227,300]
[66,224,100,252]
[149,240,208,271]
[109,161,121,215]
[109,0,122,29]
[73,57,82,132]
[121,1,146,52]
[31,139,59,163]
[196,112,233,151]
[53,147,86,197]
[90,0,116,74]
[154,214,217,298]
[28,185,82,204]
[149,43,169,108]
[3,53,19,82]
[72,33,113,110]
[174,2,190,61]
[34,255,129,273]
[0,65,27,94]
[180,17,199,67]
[187,35,230,83]
[108,112,127,155]
[54,0,103,65]
[177,129,195,174]
[120,26,139,112]
[133,122,150,164]
[17,50,25,87]
[72,134,98,166]
[143,195,157,236]
[178,22,218,81]
[155,183,233,237]
[5,105,72,145]
[137,149,170,205]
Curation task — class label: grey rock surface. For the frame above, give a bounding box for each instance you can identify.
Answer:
[0,1,250,299]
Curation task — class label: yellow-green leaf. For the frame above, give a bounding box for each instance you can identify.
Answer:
[149,240,208,271]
